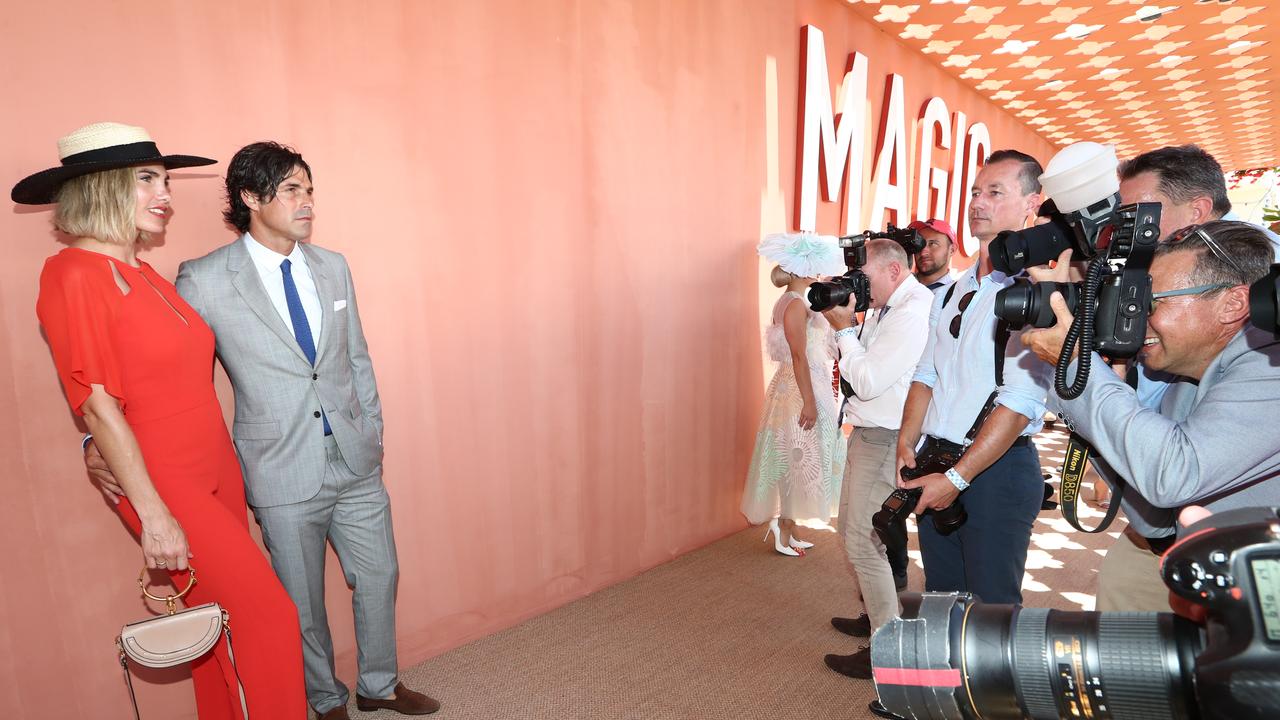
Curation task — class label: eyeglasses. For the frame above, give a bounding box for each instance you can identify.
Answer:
[1166,225,1246,276]
[1149,283,1233,313]
[949,290,977,338]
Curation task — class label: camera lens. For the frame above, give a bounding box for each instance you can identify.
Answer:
[807,281,851,313]
[990,221,1076,275]
[872,593,1203,720]
[931,502,967,535]
[995,281,1080,330]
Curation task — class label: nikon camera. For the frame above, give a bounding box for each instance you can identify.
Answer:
[869,506,1280,720]
[808,224,927,313]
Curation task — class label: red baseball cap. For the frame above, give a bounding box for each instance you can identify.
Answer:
[908,218,956,246]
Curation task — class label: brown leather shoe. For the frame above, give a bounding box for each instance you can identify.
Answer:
[318,707,351,720]
[355,682,441,715]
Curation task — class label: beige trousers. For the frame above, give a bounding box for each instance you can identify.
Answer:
[1096,526,1174,612]
[836,426,902,632]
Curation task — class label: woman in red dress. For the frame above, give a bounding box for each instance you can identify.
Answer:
[14,122,306,719]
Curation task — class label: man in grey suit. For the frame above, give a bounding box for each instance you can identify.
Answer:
[1021,219,1280,611]
[91,142,438,719]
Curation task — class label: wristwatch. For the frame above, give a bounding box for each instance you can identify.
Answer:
[945,467,969,492]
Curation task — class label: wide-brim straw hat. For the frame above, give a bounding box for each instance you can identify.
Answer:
[11,122,216,205]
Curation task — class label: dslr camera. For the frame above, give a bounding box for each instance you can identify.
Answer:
[870,505,1280,720]
[1249,263,1280,337]
[873,439,968,539]
[808,224,927,313]
[988,143,1161,397]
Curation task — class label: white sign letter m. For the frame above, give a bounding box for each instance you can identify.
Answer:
[797,25,867,234]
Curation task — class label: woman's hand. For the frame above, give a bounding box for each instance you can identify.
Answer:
[798,401,817,431]
[140,513,192,571]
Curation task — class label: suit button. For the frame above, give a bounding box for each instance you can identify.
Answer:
[313,411,321,418]
[312,373,318,380]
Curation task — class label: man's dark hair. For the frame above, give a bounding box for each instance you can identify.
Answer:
[1119,145,1231,218]
[223,142,312,233]
[985,149,1044,195]
[1155,220,1272,289]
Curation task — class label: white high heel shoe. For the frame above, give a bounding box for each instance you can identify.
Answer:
[764,518,803,557]
[789,536,814,550]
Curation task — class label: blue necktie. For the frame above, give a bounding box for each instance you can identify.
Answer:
[281,259,331,435]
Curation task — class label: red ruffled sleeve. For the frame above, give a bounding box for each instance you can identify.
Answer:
[36,251,127,415]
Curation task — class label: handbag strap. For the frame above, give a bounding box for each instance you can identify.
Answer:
[117,612,250,720]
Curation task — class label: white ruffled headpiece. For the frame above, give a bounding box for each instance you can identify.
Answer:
[757,232,846,278]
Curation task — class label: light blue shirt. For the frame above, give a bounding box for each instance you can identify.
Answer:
[912,263,1051,445]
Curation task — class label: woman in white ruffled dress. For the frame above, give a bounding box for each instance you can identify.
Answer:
[742,234,846,556]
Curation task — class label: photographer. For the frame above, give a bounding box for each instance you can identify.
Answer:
[908,218,957,292]
[1120,145,1280,259]
[817,239,933,680]
[896,150,1052,606]
[1022,220,1280,611]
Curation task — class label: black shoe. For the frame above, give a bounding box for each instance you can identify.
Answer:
[823,645,872,679]
[830,614,871,637]
[868,699,905,719]
[893,572,908,592]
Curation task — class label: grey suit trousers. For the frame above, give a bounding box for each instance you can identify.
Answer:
[255,436,399,713]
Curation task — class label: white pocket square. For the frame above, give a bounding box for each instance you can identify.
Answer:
[334,299,348,311]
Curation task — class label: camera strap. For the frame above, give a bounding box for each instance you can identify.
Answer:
[1058,433,1123,532]
[1057,363,1135,533]
[963,320,1009,446]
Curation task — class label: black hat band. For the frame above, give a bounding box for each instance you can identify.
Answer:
[60,141,163,167]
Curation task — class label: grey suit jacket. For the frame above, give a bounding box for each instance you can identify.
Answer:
[1054,325,1280,535]
[176,237,384,507]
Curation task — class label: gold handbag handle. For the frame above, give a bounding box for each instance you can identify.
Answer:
[138,567,198,615]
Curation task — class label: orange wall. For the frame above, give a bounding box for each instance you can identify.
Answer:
[0,2,1052,717]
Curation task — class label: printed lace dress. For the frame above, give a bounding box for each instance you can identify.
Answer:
[741,291,844,524]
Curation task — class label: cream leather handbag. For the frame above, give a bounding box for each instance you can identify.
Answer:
[116,568,249,719]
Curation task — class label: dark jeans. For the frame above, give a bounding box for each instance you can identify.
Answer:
[917,442,1043,604]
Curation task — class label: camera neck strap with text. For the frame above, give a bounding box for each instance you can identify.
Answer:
[1056,363,1135,533]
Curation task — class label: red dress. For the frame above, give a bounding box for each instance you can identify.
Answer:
[38,247,306,719]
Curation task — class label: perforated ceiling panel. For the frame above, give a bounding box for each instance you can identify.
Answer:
[843,0,1278,171]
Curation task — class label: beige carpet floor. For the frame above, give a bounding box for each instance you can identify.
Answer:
[368,426,1121,720]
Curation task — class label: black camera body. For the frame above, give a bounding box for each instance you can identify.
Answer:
[1161,506,1280,716]
[873,440,968,539]
[994,201,1161,359]
[1249,263,1280,337]
[808,224,927,313]
[870,506,1280,720]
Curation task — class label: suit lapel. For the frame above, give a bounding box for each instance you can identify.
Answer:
[302,243,337,366]
[228,238,311,365]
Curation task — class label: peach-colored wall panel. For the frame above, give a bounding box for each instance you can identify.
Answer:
[0,2,1052,717]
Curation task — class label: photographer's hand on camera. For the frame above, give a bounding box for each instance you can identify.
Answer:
[895,443,916,489]
[1020,249,1081,365]
[899,470,959,513]
[820,303,857,332]
[1020,291,1079,366]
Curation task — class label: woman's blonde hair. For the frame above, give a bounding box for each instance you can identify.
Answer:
[53,167,141,246]
[770,265,794,288]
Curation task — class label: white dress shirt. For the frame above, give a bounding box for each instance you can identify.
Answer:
[243,233,323,342]
[836,274,934,429]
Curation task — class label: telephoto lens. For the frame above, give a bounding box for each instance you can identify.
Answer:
[994,280,1080,329]
[807,278,854,313]
[807,270,870,313]
[989,218,1077,275]
[871,592,1202,720]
